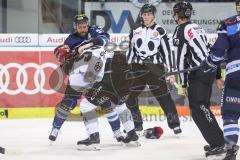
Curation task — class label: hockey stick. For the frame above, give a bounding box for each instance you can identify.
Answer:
[160,65,203,79]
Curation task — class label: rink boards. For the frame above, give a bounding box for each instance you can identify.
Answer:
[0,106,221,119]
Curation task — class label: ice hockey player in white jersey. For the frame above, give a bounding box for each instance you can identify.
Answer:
[76,51,140,150]
[49,14,139,150]
[49,14,110,142]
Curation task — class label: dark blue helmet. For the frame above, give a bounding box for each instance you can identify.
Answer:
[73,14,89,29]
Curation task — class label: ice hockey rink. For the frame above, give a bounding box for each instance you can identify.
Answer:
[1,117,237,160]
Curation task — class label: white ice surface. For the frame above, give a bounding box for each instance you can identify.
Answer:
[0,117,238,160]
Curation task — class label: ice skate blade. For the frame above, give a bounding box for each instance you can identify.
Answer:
[206,153,225,160]
[120,142,126,147]
[49,140,55,146]
[77,144,100,151]
[174,134,181,139]
[135,141,141,147]
[124,141,141,147]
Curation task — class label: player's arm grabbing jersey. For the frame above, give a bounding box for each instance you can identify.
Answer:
[211,15,240,79]
[127,24,173,71]
[54,25,109,68]
[173,22,209,87]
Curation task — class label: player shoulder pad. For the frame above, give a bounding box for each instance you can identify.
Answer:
[223,15,240,26]
[90,25,104,34]
[90,24,99,29]
[218,15,240,32]
[156,26,166,36]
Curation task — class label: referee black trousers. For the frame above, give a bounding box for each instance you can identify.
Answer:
[188,70,224,147]
[126,63,180,129]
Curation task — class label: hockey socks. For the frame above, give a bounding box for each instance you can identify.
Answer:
[106,111,120,130]
[115,103,135,133]
[52,95,78,129]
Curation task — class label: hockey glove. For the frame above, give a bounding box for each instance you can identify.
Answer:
[144,127,163,139]
[54,44,71,63]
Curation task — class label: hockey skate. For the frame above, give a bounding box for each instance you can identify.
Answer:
[122,129,141,146]
[77,132,100,151]
[223,145,239,160]
[205,145,226,160]
[135,125,144,137]
[173,126,182,135]
[49,127,60,143]
[123,125,144,137]
[0,146,5,154]
[113,129,125,146]
[204,145,212,152]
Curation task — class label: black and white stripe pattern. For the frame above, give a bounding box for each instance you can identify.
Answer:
[173,22,209,87]
[127,23,173,72]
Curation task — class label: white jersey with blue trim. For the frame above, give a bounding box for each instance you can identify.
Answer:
[69,46,114,90]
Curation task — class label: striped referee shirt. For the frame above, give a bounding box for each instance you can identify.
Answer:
[172,22,210,87]
[127,23,173,72]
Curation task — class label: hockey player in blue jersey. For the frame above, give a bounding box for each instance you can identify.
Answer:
[202,1,240,159]
[49,14,118,142]
[49,14,138,149]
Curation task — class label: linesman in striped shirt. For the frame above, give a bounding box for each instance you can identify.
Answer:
[172,1,225,158]
[127,4,181,135]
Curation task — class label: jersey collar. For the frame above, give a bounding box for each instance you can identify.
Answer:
[142,22,156,29]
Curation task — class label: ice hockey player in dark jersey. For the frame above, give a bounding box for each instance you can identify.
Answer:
[77,52,140,150]
[172,0,225,159]
[202,1,240,159]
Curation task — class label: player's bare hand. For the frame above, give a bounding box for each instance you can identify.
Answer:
[78,45,87,55]
[215,79,224,90]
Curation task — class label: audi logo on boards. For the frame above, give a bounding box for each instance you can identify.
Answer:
[14,36,31,43]
[0,63,62,95]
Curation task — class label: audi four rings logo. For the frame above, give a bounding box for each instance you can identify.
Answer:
[14,36,31,43]
[0,63,63,95]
